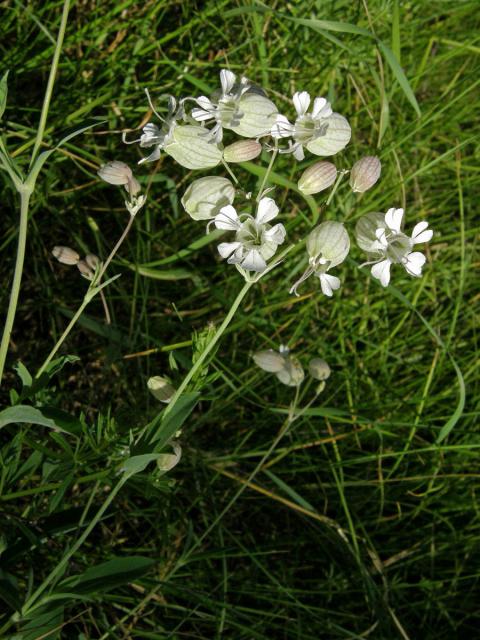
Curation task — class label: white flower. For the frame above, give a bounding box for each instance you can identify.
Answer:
[253,345,304,387]
[290,221,350,297]
[123,94,183,164]
[272,90,351,161]
[357,207,433,287]
[97,160,141,197]
[214,197,286,273]
[191,69,277,142]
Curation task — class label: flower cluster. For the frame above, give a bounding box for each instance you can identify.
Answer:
[254,345,331,390]
[93,68,434,293]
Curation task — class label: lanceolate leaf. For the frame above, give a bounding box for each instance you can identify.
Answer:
[0,70,9,120]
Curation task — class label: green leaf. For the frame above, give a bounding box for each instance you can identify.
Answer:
[58,556,155,595]
[17,355,79,401]
[0,573,22,612]
[18,604,64,640]
[0,405,81,437]
[26,118,106,189]
[377,41,421,116]
[0,70,8,120]
[13,361,33,388]
[150,392,200,447]
[289,17,372,38]
[126,263,198,282]
[120,453,164,476]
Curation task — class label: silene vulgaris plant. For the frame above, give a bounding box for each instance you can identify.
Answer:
[0,53,434,633]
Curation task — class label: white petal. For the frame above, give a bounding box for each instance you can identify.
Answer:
[311,97,332,119]
[218,241,242,259]
[191,108,213,122]
[293,144,305,161]
[220,69,236,95]
[214,205,240,230]
[319,273,341,297]
[385,207,404,232]
[411,221,433,244]
[256,197,279,224]
[197,95,214,110]
[227,246,244,264]
[264,223,286,245]
[271,114,294,138]
[139,146,161,164]
[375,228,388,248]
[403,251,426,276]
[241,249,267,272]
[293,91,311,116]
[371,259,391,287]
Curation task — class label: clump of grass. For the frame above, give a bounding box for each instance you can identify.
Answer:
[0,1,479,638]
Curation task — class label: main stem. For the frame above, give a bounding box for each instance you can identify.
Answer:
[35,296,90,378]
[0,189,31,386]
[21,475,127,617]
[30,0,71,167]
[162,279,254,420]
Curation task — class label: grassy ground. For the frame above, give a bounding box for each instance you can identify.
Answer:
[1,0,479,638]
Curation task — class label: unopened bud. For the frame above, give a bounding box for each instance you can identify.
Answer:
[307,114,351,157]
[253,350,285,373]
[307,221,350,269]
[165,125,223,170]
[298,161,337,195]
[52,246,80,266]
[308,358,331,381]
[182,176,235,221]
[76,260,94,279]
[85,254,101,271]
[223,140,262,163]
[98,161,133,186]
[147,376,176,403]
[276,356,305,387]
[350,156,381,193]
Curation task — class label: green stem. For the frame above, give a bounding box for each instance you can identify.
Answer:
[256,142,278,202]
[325,170,347,207]
[21,475,127,617]
[0,188,31,386]
[35,296,90,378]
[162,280,254,420]
[30,0,71,168]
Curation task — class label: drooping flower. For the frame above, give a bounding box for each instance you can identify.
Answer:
[349,156,381,193]
[355,207,433,287]
[253,345,305,387]
[271,91,351,161]
[123,93,184,164]
[290,221,350,297]
[181,176,236,221]
[214,197,286,273]
[190,69,278,142]
[97,160,141,198]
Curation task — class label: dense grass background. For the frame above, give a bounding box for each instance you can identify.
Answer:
[1,0,479,638]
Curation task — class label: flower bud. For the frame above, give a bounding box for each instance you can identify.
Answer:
[307,221,350,269]
[165,125,223,170]
[85,254,101,271]
[98,161,133,186]
[298,161,337,195]
[355,212,386,253]
[181,176,235,221]
[223,140,262,163]
[253,350,286,373]
[350,156,381,193]
[125,175,142,197]
[76,260,94,279]
[276,356,305,387]
[147,376,176,403]
[308,358,331,381]
[306,114,351,157]
[52,246,80,265]
[231,93,278,138]
[157,442,182,472]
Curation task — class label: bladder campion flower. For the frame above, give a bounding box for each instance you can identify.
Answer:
[214,197,286,272]
[191,69,278,141]
[290,221,350,297]
[349,156,381,193]
[272,91,350,161]
[356,207,433,287]
[181,176,236,221]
